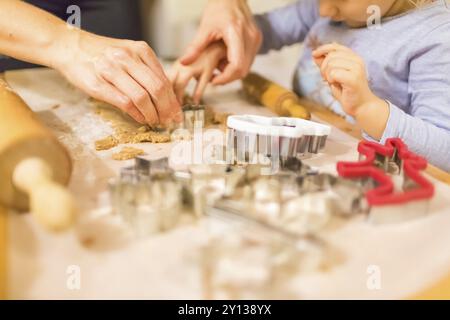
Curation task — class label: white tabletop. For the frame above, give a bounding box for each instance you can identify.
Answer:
[5,47,450,299]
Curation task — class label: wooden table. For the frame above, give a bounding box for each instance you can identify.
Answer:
[0,72,7,299]
[1,48,449,299]
[0,206,6,299]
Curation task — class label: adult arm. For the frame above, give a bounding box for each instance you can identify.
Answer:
[0,0,181,125]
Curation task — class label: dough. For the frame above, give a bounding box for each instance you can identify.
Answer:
[183,95,230,127]
[112,146,145,161]
[205,106,230,126]
[95,136,118,151]
[91,99,170,151]
[91,98,230,152]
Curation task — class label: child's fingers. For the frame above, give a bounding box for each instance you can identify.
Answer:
[322,58,359,82]
[312,43,340,62]
[313,55,325,68]
[327,51,365,69]
[313,43,356,70]
[173,71,194,104]
[312,42,351,57]
[313,48,344,68]
[327,68,355,88]
[320,50,360,69]
[194,68,214,103]
[330,83,343,100]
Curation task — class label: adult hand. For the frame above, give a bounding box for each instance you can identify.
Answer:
[180,0,262,85]
[55,30,182,125]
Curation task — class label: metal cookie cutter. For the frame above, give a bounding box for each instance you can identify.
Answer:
[187,157,313,217]
[187,163,250,217]
[208,170,366,238]
[202,157,361,238]
[171,104,206,141]
[182,104,205,131]
[296,173,370,216]
[226,115,331,164]
[337,138,435,224]
[152,105,205,134]
[109,157,184,237]
[202,220,325,299]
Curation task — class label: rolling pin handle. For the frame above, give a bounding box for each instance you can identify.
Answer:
[12,158,75,232]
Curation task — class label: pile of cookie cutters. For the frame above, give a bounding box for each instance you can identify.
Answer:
[337,138,435,224]
[109,156,330,275]
[106,110,438,299]
[107,137,436,293]
[109,112,436,238]
[201,223,323,299]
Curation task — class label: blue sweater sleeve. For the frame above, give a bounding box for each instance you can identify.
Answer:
[254,0,319,54]
[378,24,450,172]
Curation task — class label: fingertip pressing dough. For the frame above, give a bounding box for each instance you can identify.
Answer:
[91,99,170,151]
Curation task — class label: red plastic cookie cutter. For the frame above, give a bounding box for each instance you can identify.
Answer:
[336,138,434,222]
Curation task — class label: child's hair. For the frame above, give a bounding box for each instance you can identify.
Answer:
[407,0,438,9]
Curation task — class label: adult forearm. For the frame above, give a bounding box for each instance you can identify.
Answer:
[0,0,181,126]
[0,0,73,68]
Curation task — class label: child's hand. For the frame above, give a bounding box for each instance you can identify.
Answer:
[312,43,382,117]
[312,43,390,140]
[169,41,227,104]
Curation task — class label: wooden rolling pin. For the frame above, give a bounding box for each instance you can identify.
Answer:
[242,72,311,120]
[0,79,75,232]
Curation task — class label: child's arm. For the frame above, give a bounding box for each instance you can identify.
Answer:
[313,42,450,172]
[254,0,319,54]
[169,42,227,104]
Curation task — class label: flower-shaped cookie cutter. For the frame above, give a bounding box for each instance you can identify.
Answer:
[226,115,331,163]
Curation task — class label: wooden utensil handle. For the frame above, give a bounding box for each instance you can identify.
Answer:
[242,73,311,120]
[13,158,75,232]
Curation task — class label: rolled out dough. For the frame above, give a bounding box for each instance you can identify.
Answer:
[91,99,171,151]
[91,98,230,154]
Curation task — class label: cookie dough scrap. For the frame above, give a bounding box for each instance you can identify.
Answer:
[204,106,230,126]
[112,146,145,161]
[116,131,170,144]
[95,136,118,151]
